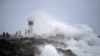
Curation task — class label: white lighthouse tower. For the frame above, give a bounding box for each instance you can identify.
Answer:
[27,16,34,37]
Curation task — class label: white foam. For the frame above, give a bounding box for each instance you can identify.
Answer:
[40,44,60,56]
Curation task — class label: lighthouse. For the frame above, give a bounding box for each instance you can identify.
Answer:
[27,16,34,37]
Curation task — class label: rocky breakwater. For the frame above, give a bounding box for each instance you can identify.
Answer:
[0,36,77,56]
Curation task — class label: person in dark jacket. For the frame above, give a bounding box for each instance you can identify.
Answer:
[6,32,10,38]
[2,32,6,38]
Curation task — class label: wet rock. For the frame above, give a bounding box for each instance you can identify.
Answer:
[0,39,21,56]
[57,48,77,56]
[0,38,40,56]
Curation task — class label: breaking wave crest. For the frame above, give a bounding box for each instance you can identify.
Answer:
[33,11,100,56]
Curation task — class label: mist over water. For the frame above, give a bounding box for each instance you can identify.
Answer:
[32,11,100,56]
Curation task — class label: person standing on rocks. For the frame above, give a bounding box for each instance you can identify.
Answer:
[6,32,10,38]
[2,32,6,38]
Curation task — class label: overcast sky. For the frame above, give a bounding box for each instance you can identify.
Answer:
[0,0,100,34]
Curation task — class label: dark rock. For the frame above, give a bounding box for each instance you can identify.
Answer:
[0,38,36,56]
[57,48,77,56]
[0,39,21,56]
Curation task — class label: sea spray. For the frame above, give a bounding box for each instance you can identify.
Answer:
[40,44,60,56]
